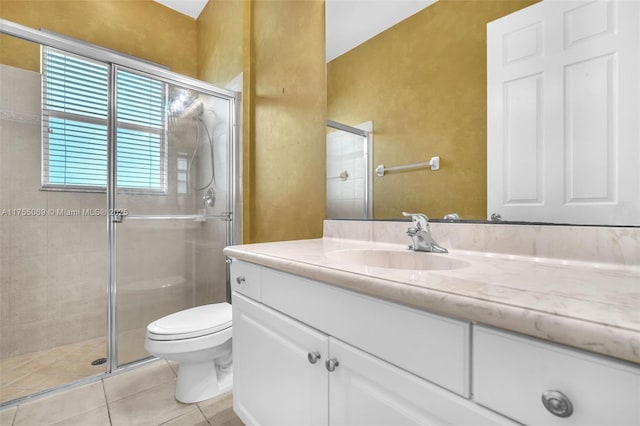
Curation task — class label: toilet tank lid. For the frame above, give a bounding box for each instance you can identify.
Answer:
[147,303,232,338]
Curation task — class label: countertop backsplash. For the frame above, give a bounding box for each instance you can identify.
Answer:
[323,220,640,267]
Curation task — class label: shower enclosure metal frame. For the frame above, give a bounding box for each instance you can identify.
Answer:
[0,18,240,390]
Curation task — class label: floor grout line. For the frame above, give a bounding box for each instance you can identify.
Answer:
[100,379,113,426]
[2,361,242,426]
[196,403,213,426]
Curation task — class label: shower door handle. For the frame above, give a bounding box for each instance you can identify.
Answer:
[205,212,233,222]
[111,210,129,223]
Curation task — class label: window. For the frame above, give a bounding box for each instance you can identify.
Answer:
[41,47,166,192]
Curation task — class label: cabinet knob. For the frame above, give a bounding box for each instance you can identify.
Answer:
[236,276,245,285]
[307,352,321,364]
[541,390,573,418]
[325,358,339,372]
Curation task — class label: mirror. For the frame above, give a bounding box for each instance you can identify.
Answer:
[326,0,640,227]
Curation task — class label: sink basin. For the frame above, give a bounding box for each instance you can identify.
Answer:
[325,249,470,271]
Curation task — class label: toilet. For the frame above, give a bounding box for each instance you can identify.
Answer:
[144,302,232,403]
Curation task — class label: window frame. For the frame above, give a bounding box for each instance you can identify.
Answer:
[40,46,168,195]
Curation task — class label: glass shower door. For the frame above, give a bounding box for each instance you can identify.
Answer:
[0,35,109,403]
[113,68,234,366]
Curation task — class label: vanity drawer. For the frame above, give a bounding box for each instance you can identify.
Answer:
[473,325,640,426]
[261,267,471,397]
[230,259,262,301]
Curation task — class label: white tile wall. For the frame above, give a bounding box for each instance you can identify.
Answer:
[326,127,368,219]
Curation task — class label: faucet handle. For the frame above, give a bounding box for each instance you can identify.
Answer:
[406,226,418,236]
[402,212,429,230]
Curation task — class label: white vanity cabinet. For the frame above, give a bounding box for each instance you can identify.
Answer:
[473,325,640,426]
[231,260,640,425]
[233,293,328,426]
[230,260,516,426]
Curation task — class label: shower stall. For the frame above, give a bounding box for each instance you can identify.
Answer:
[0,20,239,405]
[326,120,372,219]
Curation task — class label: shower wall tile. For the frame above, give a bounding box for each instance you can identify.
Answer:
[81,310,107,341]
[2,124,44,211]
[8,255,47,323]
[2,125,42,214]
[47,283,84,320]
[0,219,10,259]
[0,65,40,115]
[354,157,365,179]
[326,129,368,220]
[10,132,41,187]
[115,221,196,338]
[193,220,228,306]
[9,217,47,258]
[194,245,223,305]
[82,219,107,253]
[1,64,225,361]
[81,254,107,342]
[82,251,107,292]
[0,320,50,358]
[47,218,88,255]
[327,179,342,201]
[48,254,84,289]
[0,259,11,327]
[0,65,93,359]
[47,192,103,211]
[354,178,365,199]
[48,313,84,347]
[9,282,48,325]
[10,186,47,211]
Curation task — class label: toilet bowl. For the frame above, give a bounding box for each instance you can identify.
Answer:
[144,302,232,403]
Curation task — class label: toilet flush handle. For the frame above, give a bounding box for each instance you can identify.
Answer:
[236,276,245,285]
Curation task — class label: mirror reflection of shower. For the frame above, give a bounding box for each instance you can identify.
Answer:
[168,87,219,210]
[326,120,373,219]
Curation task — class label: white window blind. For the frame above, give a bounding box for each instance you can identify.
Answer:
[116,70,166,191]
[42,47,167,192]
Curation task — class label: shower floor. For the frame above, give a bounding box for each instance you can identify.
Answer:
[0,337,107,404]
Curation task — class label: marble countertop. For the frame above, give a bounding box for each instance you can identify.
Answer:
[224,237,640,364]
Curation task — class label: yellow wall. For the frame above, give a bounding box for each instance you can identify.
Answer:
[327,0,538,220]
[0,0,327,244]
[197,0,242,86]
[197,0,327,243]
[0,0,197,76]
[245,0,326,243]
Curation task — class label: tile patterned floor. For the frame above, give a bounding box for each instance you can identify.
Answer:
[0,360,243,426]
[0,337,108,404]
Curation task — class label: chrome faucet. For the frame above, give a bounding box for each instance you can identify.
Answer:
[402,212,448,253]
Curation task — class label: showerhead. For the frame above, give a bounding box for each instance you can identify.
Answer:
[168,87,200,118]
[183,101,204,120]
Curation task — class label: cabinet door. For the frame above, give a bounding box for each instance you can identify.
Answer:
[232,292,329,426]
[328,338,516,426]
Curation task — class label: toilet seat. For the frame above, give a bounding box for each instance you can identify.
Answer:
[147,302,232,341]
